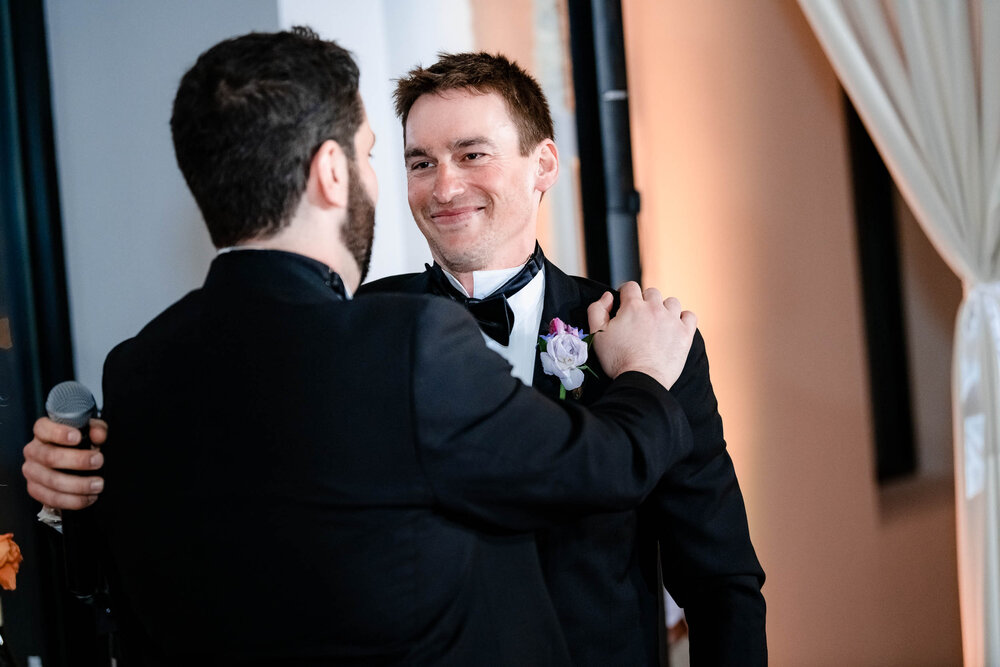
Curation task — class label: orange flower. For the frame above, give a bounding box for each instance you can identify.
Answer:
[0,533,23,591]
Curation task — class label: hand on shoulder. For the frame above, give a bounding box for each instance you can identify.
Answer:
[588,282,697,390]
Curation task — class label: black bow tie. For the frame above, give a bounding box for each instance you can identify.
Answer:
[427,243,544,346]
[325,271,348,300]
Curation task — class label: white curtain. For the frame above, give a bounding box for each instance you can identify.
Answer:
[796,2,1000,664]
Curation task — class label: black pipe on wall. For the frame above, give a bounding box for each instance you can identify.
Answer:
[568,0,641,288]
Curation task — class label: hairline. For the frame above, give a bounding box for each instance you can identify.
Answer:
[403,87,551,157]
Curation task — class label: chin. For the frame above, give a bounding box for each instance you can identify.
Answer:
[437,248,488,274]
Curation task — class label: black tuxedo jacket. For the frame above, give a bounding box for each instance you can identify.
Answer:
[362,258,767,666]
[96,250,695,666]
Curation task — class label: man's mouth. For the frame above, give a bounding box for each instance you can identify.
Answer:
[430,206,484,223]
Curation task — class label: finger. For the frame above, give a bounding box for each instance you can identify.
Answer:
[22,459,104,496]
[33,417,83,446]
[618,281,642,306]
[643,287,663,304]
[663,296,682,316]
[24,481,98,511]
[89,417,109,446]
[680,310,698,330]
[588,291,614,333]
[23,438,103,471]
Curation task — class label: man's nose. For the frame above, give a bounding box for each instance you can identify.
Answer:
[432,164,464,203]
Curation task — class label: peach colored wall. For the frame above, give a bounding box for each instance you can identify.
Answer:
[622,1,961,665]
[471,0,535,62]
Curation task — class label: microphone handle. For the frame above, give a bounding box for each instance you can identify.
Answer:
[59,423,100,603]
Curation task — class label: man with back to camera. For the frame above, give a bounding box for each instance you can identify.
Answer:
[25,27,704,665]
[23,47,766,665]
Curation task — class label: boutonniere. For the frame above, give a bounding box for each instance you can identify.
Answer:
[539,317,599,400]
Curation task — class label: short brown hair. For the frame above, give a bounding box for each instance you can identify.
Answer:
[393,52,554,156]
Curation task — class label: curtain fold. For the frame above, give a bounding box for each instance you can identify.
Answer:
[797,2,1000,664]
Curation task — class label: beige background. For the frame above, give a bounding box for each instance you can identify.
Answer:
[622,1,963,665]
[469,1,966,663]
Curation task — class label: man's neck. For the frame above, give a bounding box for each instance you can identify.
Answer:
[438,246,538,296]
[439,265,519,300]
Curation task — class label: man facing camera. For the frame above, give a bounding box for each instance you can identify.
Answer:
[357,53,768,665]
[25,28,700,666]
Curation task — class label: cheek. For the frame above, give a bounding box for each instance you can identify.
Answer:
[407,179,429,212]
[485,170,530,206]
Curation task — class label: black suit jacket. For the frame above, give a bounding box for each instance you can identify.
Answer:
[96,250,695,666]
[362,257,766,666]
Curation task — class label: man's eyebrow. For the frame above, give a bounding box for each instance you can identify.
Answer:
[403,147,429,161]
[453,137,495,150]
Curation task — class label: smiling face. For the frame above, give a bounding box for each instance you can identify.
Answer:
[403,90,558,274]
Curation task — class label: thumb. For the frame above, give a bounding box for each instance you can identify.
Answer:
[587,291,614,334]
[89,418,109,446]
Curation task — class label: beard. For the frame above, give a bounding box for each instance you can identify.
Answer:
[342,159,375,283]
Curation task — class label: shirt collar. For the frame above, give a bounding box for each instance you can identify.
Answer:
[216,246,353,299]
[439,264,526,300]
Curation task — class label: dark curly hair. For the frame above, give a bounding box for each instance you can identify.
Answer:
[170,27,363,247]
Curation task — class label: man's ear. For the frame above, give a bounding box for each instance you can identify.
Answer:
[309,139,349,208]
[535,139,559,194]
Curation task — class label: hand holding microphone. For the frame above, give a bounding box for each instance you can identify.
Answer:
[22,399,107,510]
[45,381,101,603]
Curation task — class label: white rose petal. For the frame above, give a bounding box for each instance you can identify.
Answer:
[540,350,562,376]
[548,333,587,369]
[562,367,585,391]
[541,333,588,391]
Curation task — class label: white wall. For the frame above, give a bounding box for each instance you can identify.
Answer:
[45,0,477,403]
[45,0,280,402]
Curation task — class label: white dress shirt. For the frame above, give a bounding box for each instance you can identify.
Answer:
[440,265,546,386]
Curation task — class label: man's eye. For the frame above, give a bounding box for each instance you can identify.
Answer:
[409,161,431,170]
[464,153,483,161]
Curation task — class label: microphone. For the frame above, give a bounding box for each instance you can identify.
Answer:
[46,380,96,431]
[46,381,100,603]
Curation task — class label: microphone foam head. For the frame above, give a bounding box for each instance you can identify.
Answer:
[46,381,96,428]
